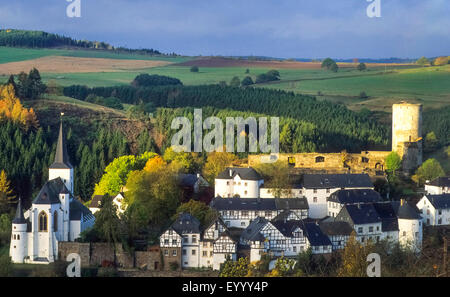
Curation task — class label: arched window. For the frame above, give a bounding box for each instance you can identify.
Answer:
[53,211,58,232]
[39,211,48,232]
[17,235,20,240]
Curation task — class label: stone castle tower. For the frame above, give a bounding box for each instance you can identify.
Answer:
[392,102,423,173]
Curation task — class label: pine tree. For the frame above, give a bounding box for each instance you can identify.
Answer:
[0,170,16,213]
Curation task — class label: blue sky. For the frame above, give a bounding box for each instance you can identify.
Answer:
[0,0,449,59]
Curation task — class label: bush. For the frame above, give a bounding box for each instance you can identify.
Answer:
[169,261,179,271]
[97,267,119,277]
[190,66,199,73]
[359,91,368,99]
[0,253,12,277]
[241,76,254,86]
[82,267,99,277]
[131,74,182,87]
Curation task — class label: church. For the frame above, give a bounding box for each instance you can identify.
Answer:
[9,120,95,264]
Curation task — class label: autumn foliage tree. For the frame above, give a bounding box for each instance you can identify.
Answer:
[337,232,375,277]
[0,84,39,130]
[0,170,16,213]
[202,151,238,184]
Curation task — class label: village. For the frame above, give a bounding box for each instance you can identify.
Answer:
[6,102,450,276]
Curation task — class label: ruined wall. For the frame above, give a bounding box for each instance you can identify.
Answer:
[248,151,390,175]
[58,242,90,267]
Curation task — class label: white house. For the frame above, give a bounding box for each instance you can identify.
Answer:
[210,197,309,228]
[425,177,450,195]
[417,194,450,226]
[302,174,374,219]
[88,193,126,216]
[215,167,264,198]
[10,121,95,264]
[391,200,423,252]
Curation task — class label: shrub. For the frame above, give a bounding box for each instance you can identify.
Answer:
[169,261,180,271]
[190,66,199,73]
[241,76,254,86]
[97,267,118,277]
[0,253,12,277]
[359,91,368,99]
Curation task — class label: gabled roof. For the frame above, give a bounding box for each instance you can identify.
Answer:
[178,174,202,187]
[90,195,104,208]
[12,198,26,224]
[338,203,381,225]
[271,220,304,237]
[303,174,373,189]
[272,210,301,222]
[328,189,382,205]
[216,167,263,181]
[49,121,73,169]
[302,222,332,246]
[171,212,201,234]
[33,178,69,205]
[275,198,309,210]
[426,177,450,188]
[372,202,399,232]
[70,198,95,222]
[319,221,353,236]
[391,201,421,220]
[240,217,268,242]
[424,194,450,210]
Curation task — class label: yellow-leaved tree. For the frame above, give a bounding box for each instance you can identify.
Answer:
[0,170,16,213]
[0,84,39,130]
[338,232,376,277]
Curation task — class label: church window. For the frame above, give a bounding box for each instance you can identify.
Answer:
[17,235,20,240]
[13,234,16,240]
[39,211,48,232]
[54,211,58,232]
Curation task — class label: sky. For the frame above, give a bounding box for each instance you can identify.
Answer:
[0,0,449,59]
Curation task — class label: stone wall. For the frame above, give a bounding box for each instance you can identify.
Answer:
[58,242,160,269]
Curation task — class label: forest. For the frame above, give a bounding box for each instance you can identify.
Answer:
[63,83,389,152]
[0,29,163,56]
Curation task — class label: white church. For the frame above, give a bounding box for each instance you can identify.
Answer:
[9,121,95,264]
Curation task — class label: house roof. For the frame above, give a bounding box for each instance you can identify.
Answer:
[271,220,304,237]
[33,178,69,205]
[425,194,450,210]
[372,202,399,232]
[49,121,73,169]
[302,222,332,246]
[12,198,26,224]
[240,217,268,242]
[171,212,201,234]
[178,174,200,187]
[70,198,95,222]
[272,210,301,222]
[328,189,382,205]
[391,201,422,220]
[426,177,450,188]
[90,195,104,208]
[319,221,353,236]
[216,167,262,181]
[339,203,381,225]
[210,197,308,211]
[302,174,373,189]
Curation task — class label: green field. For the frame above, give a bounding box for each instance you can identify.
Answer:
[0,46,191,64]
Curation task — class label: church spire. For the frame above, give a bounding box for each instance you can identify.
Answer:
[12,197,26,224]
[50,115,73,169]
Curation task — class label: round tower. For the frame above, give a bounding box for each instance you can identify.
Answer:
[392,102,423,172]
[10,198,28,263]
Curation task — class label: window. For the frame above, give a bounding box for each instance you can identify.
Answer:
[438,210,442,215]
[369,226,373,233]
[376,226,380,231]
[192,235,197,243]
[203,251,207,257]
[265,211,272,217]
[358,227,363,234]
[164,239,169,245]
[361,237,365,243]
[164,250,169,256]
[53,211,58,232]
[39,211,48,232]
[242,211,248,216]
[244,191,248,195]
[13,234,16,240]
[210,251,213,257]
[192,249,196,255]
[183,236,188,243]
[314,246,319,251]
[313,197,317,203]
[313,189,317,194]
[241,222,246,226]
[172,250,177,256]
[326,188,330,194]
[203,242,208,247]
[254,211,259,216]
[293,246,297,253]
[183,249,187,255]
[427,209,430,215]
[227,181,230,185]
[403,231,406,236]
[438,219,442,225]
[169,230,173,235]
[17,235,20,240]
[172,239,177,245]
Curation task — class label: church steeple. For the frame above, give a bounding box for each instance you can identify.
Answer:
[50,118,72,169]
[12,197,26,224]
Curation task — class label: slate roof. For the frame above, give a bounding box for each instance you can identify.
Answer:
[49,121,73,169]
[90,195,104,208]
[425,194,450,210]
[427,177,450,188]
[338,203,381,225]
[272,210,301,222]
[328,189,382,205]
[171,212,201,234]
[210,197,308,211]
[216,167,263,181]
[33,178,69,205]
[302,174,373,189]
[178,174,200,187]
[12,198,27,224]
[372,202,399,232]
[240,217,268,242]
[271,220,304,237]
[391,201,422,220]
[319,221,353,236]
[70,198,95,222]
[302,223,332,246]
